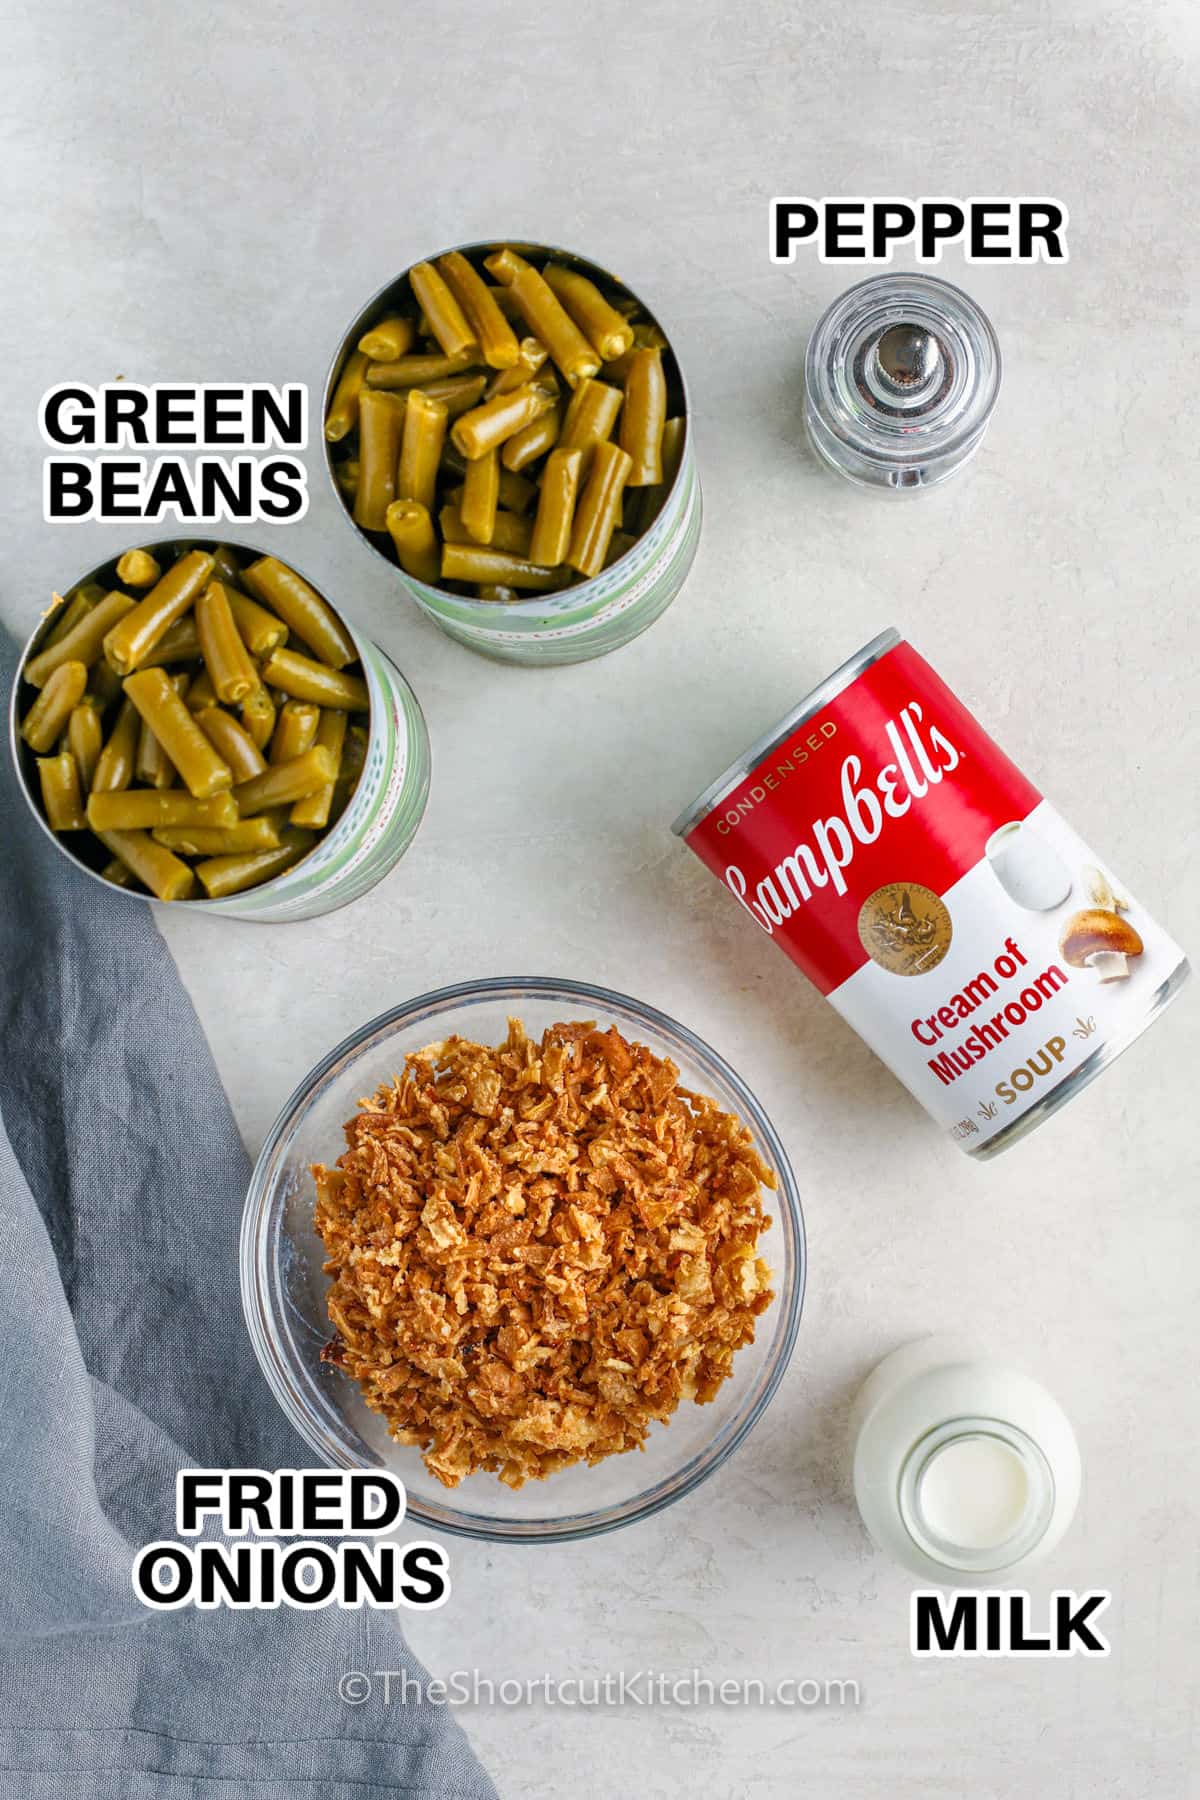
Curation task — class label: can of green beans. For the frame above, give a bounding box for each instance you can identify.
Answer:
[323,242,701,667]
[9,537,431,922]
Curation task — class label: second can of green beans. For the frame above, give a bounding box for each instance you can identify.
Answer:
[324,243,701,667]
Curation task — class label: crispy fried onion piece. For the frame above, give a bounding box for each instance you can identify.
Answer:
[313,1018,775,1489]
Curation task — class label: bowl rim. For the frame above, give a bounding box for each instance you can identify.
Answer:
[8,531,393,915]
[240,975,806,1543]
[320,239,694,618]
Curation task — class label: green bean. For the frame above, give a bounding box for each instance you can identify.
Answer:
[87,789,238,832]
[38,751,87,830]
[485,336,549,399]
[325,348,369,442]
[483,248,601,387]
[123,667,233,798]
[21,660,89,751]
[604,322,669,384]
[630,414,686,530]
[385,500,440,583]
[194,828,315,899]
[137,614,202,668]
[101,856,139,889]
[560,377,623,477]
[417,373,488,419]
[365,349,476,388]
[241,556,356,669]
[439,505,532,557]
[437,251,521,369]
[397,389,448,514]
[102,551,215,675]
[240,685,277,750]
[619,347,667,485]
[95,828,195,902]
[334,458,359,503]
[604,529,638,569]
[529,447,584,566]
[489,283,525,320]
[269,699,320,764]
[41,589,96,652]
[92,698,140,794]
[67,701,104,791]
[439,544,563,591]
[496,467,537,513]
[500,404,561,471]
[477,585,519,602]
[115,548,161,589]
[185,667,218,711]
[337,723,367,793]
[408,260,479,360]
[87,660,123,712]
[153,817,282,856]
[222,589,286,659]
[353,389,405,532]
[452,380,557,463]
[233,747,337,814]
[357,315,416,361]
[24,590,136,687]
[460,446,499,543]
[449,469,537,513]
[209,544,244,587]
[258,648,369,712]
[569,440,633,576]
[195,582,259,703]
[291,708,347,829]
[140,671,190,789]
[541,264,634,362]
[194,706,267,784]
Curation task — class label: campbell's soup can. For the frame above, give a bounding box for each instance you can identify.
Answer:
[672,630,1189,1158]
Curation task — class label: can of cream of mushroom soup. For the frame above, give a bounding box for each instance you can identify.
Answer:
[672,630,1189,1157]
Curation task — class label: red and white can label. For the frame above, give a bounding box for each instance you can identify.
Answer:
[682,640,1186,1150]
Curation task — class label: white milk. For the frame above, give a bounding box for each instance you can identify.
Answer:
[917,1435,1031,1549]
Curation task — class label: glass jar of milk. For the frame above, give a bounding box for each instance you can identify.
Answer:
[849,1337,1081,1582]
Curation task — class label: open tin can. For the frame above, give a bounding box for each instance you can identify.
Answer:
[323,242,701,667]
[673,630,1188,1157]
[10,536,431,922]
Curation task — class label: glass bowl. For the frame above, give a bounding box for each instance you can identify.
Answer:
[240,977,805,1542]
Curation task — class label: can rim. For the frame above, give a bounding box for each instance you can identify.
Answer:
[8,533,387,916]
[670,627,902,838]
[320,239,694,621]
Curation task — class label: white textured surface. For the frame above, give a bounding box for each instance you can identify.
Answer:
[3,3,1199,1795]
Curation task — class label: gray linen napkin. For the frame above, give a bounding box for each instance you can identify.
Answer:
[0,641,498,1799]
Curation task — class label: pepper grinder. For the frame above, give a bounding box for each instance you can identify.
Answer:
[805,274,1001,492]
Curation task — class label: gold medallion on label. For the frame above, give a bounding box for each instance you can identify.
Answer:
[858,882,952,976]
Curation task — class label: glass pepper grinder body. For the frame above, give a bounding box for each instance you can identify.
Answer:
[805,274,1001,492]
